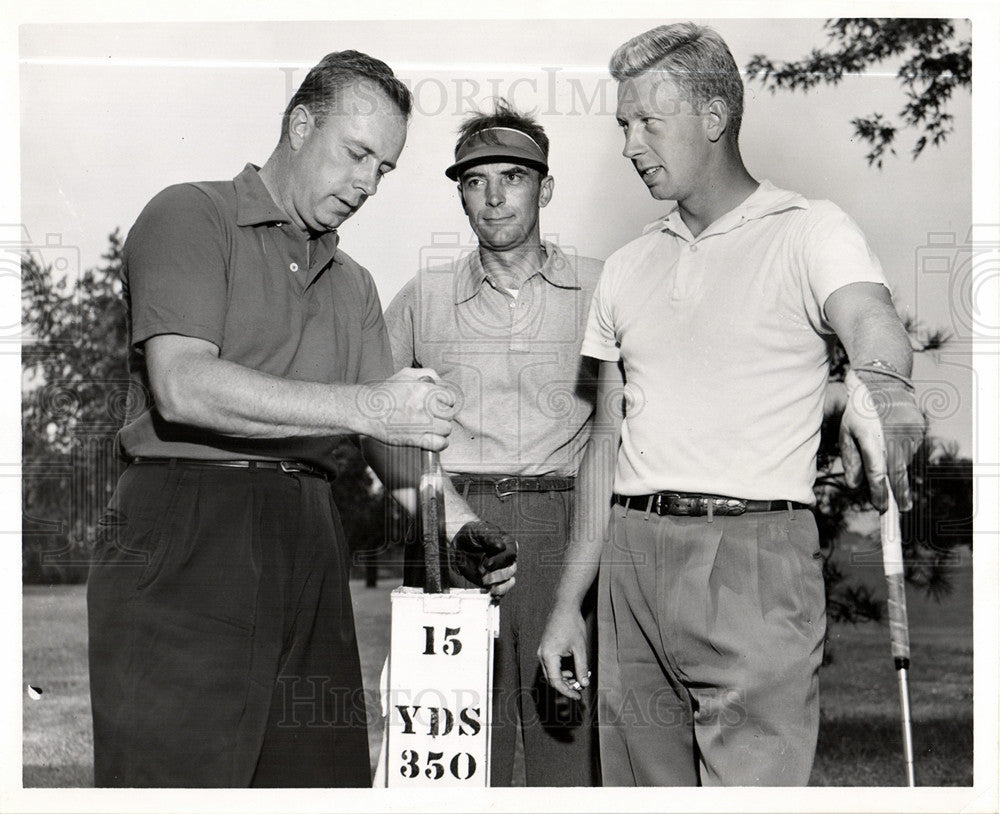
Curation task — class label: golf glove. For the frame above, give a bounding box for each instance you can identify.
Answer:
[450,520,518,588]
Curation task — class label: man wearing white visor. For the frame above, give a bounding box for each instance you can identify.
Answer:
[384,100,603,786]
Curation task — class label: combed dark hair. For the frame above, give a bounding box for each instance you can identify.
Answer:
[454,98,549,161]
[281,50,412,138]
[610,22,744,140]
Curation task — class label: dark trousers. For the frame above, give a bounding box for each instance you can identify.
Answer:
[87,462,371,787]
[408,485,600,787]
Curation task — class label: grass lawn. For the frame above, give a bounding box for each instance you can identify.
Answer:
[22,550,973,787]
[810,545,973,786]
[21,585,94,788]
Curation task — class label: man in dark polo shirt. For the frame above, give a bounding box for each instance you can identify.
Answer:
[87,51,513,788]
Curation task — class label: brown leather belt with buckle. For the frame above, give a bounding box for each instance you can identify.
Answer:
[130,457,330,480]
[612,492,810,517]
[451,474,575,500]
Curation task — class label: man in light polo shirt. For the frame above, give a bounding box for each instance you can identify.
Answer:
[88,51,514,788]
[539,23,925,786]
[383,100,602,786]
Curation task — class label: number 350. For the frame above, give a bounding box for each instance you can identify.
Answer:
[399,749,477,780]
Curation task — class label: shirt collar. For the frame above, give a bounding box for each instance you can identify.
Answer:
[233,163,341,261]
[642,179,809,240]
[234,164,290,227]
[453,241,581,304]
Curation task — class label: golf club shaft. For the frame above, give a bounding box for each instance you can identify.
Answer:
[897,667,916,787]
[420,449,444,594]
[880,477,916,786]
[416,374,446,594]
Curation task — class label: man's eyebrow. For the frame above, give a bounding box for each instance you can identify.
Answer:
[346,137,397,170]
[495,164,531,175]
[617,107,650,122]
[460,163,531,182]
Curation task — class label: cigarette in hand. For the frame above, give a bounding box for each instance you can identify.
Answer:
[562,669,591,691]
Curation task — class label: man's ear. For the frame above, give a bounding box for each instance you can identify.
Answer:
[703,97,730,144]
[458,184,469,215]
[539,175,555,208]
[287,104,314,151]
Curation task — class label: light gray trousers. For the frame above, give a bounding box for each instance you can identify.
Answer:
[598,506,826,786]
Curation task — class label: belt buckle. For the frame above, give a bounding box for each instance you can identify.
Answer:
[280,461,318,476]
[656,493,748,516]
[656,493,690,515]
[723,498,747,516]
[708,497,747,516]
[495,477,517,499]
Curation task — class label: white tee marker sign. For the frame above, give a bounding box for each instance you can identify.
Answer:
[383,587,499,787]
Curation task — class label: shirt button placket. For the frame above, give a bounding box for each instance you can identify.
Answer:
[673,241,703,299]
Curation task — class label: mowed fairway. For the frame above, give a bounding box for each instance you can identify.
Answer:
[812,547,973,786]
[23,550,973,787]
[21,579,397,788]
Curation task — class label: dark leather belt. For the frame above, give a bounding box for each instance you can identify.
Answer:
[451,474,575,500]
[130,457,330,480]
[613,492,810,517]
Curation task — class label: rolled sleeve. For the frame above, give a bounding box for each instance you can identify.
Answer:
[123,184,229,349]
[580,264,621,362]
[804,202,890,328]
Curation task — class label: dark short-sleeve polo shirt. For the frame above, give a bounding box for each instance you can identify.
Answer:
[118,164,394,470]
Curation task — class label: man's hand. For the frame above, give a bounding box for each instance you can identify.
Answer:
[840,369,925,512]
[359,368,458,451]
[538,602,590,701]
[450,520,517,597]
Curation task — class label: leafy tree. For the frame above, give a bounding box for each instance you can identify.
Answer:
[746,19,971,167]
[900,438,972,597]
[815,328,971,633]
[21,232,400,585]
[22,232,129,583]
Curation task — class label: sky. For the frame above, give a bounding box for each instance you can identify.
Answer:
[2,2,999,811]
[10,15,980,453]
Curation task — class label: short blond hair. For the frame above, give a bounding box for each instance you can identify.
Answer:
[610,22,744,140]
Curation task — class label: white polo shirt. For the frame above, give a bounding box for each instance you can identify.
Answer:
[581,181,888,504]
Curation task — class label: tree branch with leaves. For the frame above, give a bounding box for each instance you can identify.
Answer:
[815,324,970,635]
[746,18,971,168]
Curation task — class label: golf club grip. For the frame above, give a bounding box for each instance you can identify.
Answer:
[880,478,911,665]
[879,479,904,577]
[885,572,911,664]
[420,448,443,594]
